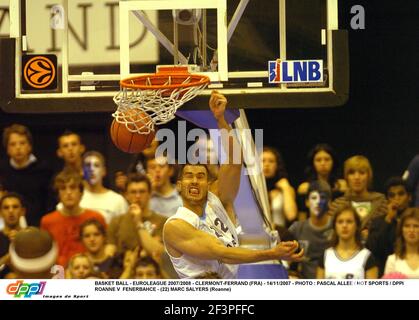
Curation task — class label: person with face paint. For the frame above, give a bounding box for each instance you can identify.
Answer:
[80,151,129,224]
[288,181,333,278]
[297,144,347,221]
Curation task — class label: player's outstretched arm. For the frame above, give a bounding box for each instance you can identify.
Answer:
[209,91,242,208]
[164,219,304,264]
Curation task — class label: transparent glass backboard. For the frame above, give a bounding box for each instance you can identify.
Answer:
[1,0,348,112]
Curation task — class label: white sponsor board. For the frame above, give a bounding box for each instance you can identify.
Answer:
[0,0,158,65]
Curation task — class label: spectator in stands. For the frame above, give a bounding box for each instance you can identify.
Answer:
[384,208,419,278]
[134,256,161,279]
[66,253,94,279]
[41,169,106,267]
[120,248,161,279]
[317,205,378,279]
[0,176,6,200]
[0,193,26,241]
[56,130,85,174]
[298,144,347,196]
[119,247,139,279]
[262,146,297,227]
[48,131,86,212]
[329,155,387,237]
[403,154,419,207]
[0,124,53,226]
[0,176,7,230]
[0,193,27,278]
[146,155,182,218]
[0,177,5,231]
[288,181,333,278]
[107,174,167,259]
[81,151,128,224]
[367,177,411,276]
[8,227,58,279]
[114,138,159,193]
[80,219,122,279]
[297,144,347,218]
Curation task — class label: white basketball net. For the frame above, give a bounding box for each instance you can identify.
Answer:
[113,75,208,134]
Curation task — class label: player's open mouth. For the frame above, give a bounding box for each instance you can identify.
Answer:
[189,187,200,195]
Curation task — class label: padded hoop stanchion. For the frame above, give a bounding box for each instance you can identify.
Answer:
[112,67,210,134]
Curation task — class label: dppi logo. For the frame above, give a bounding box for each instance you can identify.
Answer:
[268,59,323,84]
[23,56,56,89]
[6,280,46,298]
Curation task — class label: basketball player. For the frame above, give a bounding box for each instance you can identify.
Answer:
[163,91,304,279]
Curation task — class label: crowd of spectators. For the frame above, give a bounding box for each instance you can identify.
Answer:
[0,124,418,279]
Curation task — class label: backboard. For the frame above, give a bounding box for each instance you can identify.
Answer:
[0,0,348,113]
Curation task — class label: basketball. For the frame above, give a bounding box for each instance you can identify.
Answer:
[110,110,156,154]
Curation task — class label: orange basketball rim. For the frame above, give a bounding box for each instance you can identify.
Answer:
[112,66,210,135]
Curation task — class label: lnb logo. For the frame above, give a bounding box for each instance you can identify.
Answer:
[268,59,323,84]
[6,280,46,298]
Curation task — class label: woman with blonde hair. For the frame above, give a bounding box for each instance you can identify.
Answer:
[329,155,387,236]
[384,208,419,278]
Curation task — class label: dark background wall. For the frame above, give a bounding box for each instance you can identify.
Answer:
[1,0,418,191]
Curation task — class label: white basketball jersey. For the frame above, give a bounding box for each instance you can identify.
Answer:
[324,247,372,279]
[164,192,239,279]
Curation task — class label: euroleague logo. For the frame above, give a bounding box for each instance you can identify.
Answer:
[22,54,58,90]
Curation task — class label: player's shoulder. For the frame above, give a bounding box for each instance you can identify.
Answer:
[207,191,225,207]
[165,208,199,228]
[164,216,198,239]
